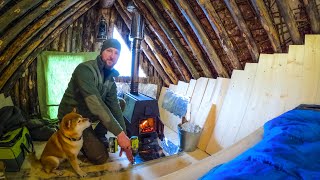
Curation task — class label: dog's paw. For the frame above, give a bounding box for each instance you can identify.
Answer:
[77,170,87,178]
[52,169,64,176]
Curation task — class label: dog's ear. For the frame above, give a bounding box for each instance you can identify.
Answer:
[65,119,72,129]
[72,107,77,113]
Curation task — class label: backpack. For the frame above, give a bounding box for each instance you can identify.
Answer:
[0,106,26,138]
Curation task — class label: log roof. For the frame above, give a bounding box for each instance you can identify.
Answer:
[0,0,319,93]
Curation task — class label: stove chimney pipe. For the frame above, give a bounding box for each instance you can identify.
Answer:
[128,3,144,95]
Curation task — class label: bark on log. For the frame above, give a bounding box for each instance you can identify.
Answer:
[160,0,214,78]
[58,30,67,52]
[174,0,229,78]
[223,0,260,62]
[19,70,29,115]
[66,24,73,52]
[275,0,303,45]
[28,60,38,116]
[141,45,171,86]
[250,0,282,52]
[71,19,79,52]
[2,0,98,93]
[0,0,42,34]
[144,35,179,84]
[76,16,84,52]
[133,0,191,82]
[82,9,92,52]
[0,0,98,91]
[139,0,200,79]
[0,0,63,53]
[197,0,242,70]
[51,37,60,51]
[108,7,117,39]
[0,0,80,74]
[302,0,320,33]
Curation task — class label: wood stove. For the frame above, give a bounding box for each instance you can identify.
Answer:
[122,6,165,161]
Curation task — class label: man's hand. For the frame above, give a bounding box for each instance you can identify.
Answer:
[117,131,134,163]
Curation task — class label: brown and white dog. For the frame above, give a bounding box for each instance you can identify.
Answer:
[40,108,91,177]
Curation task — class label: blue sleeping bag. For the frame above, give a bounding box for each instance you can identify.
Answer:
[200,105,320,180]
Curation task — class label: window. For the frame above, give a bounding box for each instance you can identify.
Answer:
[113,27,146,77]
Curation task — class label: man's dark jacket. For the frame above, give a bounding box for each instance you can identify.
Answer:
[58,56,126,136]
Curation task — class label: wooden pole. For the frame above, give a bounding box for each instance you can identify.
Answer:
[0,0,80,74]
[160,0,214,78]
[174,0,229,77]
[2,0,99,93]
[223,0,260,62]
[302,0,320,33]
[0,0,98,91]
[0,0,43,34]
[250,0,282,52]
[0,0,63,53]
[132,0,191,82]
[275,0,303,45]
[138,0,201,79]
[197,0,242,70]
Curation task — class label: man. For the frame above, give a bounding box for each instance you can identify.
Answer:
[58,39,133,164]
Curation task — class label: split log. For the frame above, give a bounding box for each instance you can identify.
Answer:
[160,0,214,78]
[223,0,260,62]
[174,0,229,78]
[50,37,60,51]
[302,0,320,33]
[58,30,67,52]
[66,24,73,52]
[19,70,29,115]
[275,0,303,45]
[82,9,93,52]
[0,0,80,74]
[71,19,79,52]
[13,82,20,107]
[141,44,171,86]
[0,0,98,91]
[0,0,42,34]
[133,0,191,82]
[0,0,63,53]
[139,0,200,79]
[250,0,282,52]
[76,16,84,52]
[197,0,242,70]
[144,35,179,84]
[108,7,117,39]
[28,60,39,116]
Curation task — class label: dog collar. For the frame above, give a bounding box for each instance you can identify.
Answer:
[62,133,82,141]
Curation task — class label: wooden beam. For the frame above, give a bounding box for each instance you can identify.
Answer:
[159,0,214,78]
[1,0,99,93]
[0,0,63,53]
[0,0,12,9]
[0,0,42,35]
[275,0,303,45]
[133,0,191,82]
[250,0,282,52]
[303,0,320,33]
[174,0,229,78]
[0,0,96,90]
[144,35,179,84]
[223,0,260,62]
[141,43,172,86]
[0,0,79,74]
[197,0,242,70]
[82,8,94,52]
[139,0,201,79]
[115,1,179,84]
